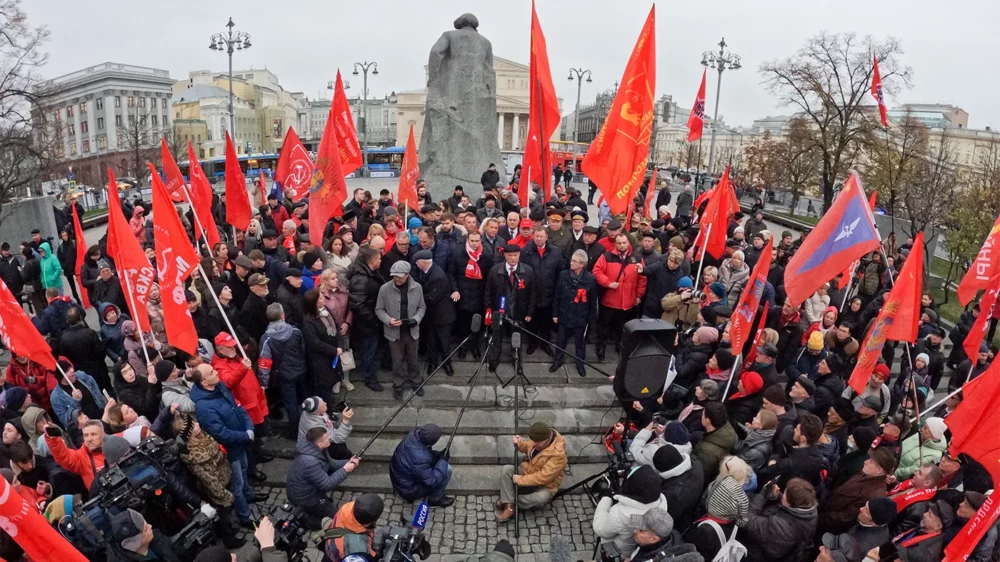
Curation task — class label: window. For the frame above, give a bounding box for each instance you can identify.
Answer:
[151,115,158,126]
[197,134,201,143]
[162,115,167,125]
[96,98,104,110]
[98,136,107,149]
[150,97,156,108]
[80,102,88,114]
[138,97,146,108]
[127,96,135,107]
[82,140,90,153]
[80,121,88,133]
[114,96,121,107]
[161,99,167,109]
[67,123,75,135]
[69,141,76,155]
[67,105,74,117]
[97,117,104,130]
[128,114,135,126]
[175,111,180,119]
[115,115,122,126]
[53,110,61,122]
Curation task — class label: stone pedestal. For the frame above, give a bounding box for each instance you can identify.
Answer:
[0,196,60,246]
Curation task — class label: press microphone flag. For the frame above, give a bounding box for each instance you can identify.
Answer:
[511,332,522,350]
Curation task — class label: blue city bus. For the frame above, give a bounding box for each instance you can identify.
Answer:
[179,147,406,182]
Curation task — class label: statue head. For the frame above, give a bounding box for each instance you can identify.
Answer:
[454,13,479,31]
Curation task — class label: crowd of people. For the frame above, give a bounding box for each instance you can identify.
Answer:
[0,170,993,562]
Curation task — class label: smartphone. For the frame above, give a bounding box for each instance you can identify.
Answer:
[333,400,348,414]
[102,389,113,402]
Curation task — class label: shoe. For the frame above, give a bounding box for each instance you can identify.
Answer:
[252,468,268,482]
[415,385,425,397]
[471,346,481,360]
[366,381,384,392]
[256,452,275,463]
[332,382,341,394]
[393,388,403,401]
[497,504,515,522]
[457,348,467,361]
[548,362,563,373]
[239,519,255,530]
[269,408,284,421]
[577,365,587,377]
[595,348,606,362]
[444,364,454,377]
[488,361,499,373]
[541,343,553,356]
[343,380,356,392]
[428,495,455,507]
[222,536,246,549]
[526,345,537,355]
[251,490,269,503]
[494,499,504,512]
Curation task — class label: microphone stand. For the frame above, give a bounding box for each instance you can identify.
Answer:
[511,332,522,540]
[505,319,616,380]
[445,341,493,455]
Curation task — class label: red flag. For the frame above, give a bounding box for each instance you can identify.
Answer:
[742,301,770,370]
[964,270,1000,362]
[224,131,252,232]
[397,124,420,212]
[309,100,349,238]
[520,0,561,205]
[331,70,363,177]
[944,494,1000,562]
[694,165,738,259]
[645,169,658,218]
[0,477,88,561]
[275,126,314,201]
[835,190,878,290]
[580,6,655,216]
[957,214,1000,306]
[159,138,187,203]
[187,142,221,248]
[257,168,267,207]
[944,358,1000,483]
[731,242,773,350]
[69,203,91,309]
[0,279,56,370]
[693,184,714,213]
[105,168,154,332]
[871,56,889,127]
[149,163,199,355]
[848,232,926,393]
[687,69,707,142]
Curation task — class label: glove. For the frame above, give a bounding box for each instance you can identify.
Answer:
[199,503,218,518]
[246,430,255,441]
[406,318,418,327]
[484,308,493,326]
[440,449,451,462]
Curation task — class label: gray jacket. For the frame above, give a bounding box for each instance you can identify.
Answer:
[375,278,426,341]
[160,378,195,414]
[297,411,352,445]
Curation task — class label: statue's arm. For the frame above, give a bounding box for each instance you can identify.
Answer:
[484,41,496,93]
[427,34,449,84]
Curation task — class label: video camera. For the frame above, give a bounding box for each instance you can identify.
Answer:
[269,503,309,562]
[379,502,432,562]
[599,541,624,562]
[588,441,634,501]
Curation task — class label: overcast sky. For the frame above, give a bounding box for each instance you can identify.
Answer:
[26,0,1000,129]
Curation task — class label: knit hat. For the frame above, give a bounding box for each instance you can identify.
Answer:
[154,360,176,382]
[652,445,684,473]
[867,497,897,526]
[44,494,76,525]
[807,331,825,351]
[832,397,856,423]
[915,353,930,365]
[302,252,322,269]
[696,326,719,344]
[923,417,947,441]
[353,493,384,527]
[965,491,987,510]
[873,363,890,378]
[301,397,322,414]
[781,230,792,239]
[111,509,147,552]
[416,424,442,446]
[709,282,727,300]
[621,465,662,504]
[701,308,718,327]
[715,348,736,371]
[407,217,423,230]
[851,426,878,452]
[663,422,690,445]
[706,476,749,523]
[3,387,27,411]
[795,375,816,396]
[762,384,786,407]
[739,372,764,395]
[869,447,896,475]
[677,276,693,289]
[102,435,132,466]
[528,422,551,442]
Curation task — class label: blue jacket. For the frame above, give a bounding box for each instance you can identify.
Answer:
[50,371,106,428]
[301,268,323,292]
[786,347,829,382]
[258,320,307,386]
[32,296,82,338]
[190,381,253,456]
[389,429,450,501]
[286,439,349,507]
[552,269,598,328]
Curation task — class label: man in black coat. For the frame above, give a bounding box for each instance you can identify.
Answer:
[550,249,598,377]
[412,250,457,377]
[57,307,111,392]
[0,242,22,303]
[227,255,253,310]
[382,231,413,280]
[91,261,129,312]
[635,247,685,319]
[568,226,604,272]
[484,244,536,374]
[241,273,273,343]
[519,226,563,355]
[348,249,387,391]
[450,230,494,359]
[756,413,828,488]
[651,442,704,532]
[480,163,500,191]
[275,268,305,327]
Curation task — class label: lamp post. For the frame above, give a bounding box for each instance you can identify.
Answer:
[209,17,251,148]
[567,68,592,173]
[701,37,741,177]
[352,61,378,177]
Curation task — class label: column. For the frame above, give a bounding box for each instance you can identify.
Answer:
[87,99,97,153]
[512,113,520,150]
[72,101,82,157]
[497,113,505,149]
[105,95,117,150]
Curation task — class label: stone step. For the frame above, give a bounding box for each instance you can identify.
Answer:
[342,383,617,409]
[360,361,615,386]
[262,433,611,464]
[259,458,611,495]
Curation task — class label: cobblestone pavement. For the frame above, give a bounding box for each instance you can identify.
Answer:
[234,487,597,562]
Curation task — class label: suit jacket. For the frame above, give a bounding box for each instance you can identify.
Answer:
[484,262,536,322]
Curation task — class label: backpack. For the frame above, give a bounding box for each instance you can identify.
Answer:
[699,519,746,562]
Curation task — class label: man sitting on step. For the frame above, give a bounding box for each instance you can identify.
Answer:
[496,422,568,522]
[389,424,455,507]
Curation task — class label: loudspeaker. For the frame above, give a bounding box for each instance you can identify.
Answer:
[619,319,676,399]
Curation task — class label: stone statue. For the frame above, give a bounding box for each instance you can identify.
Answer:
[418,13,504,202]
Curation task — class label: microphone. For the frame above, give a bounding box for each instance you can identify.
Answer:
[498,296,506,315]
[406,501,430,553]
[511,332,521,350]
[471,313,482,334]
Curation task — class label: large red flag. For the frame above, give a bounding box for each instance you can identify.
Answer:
[957,214,1000,306]
[0,279,56,370]
[644,169,658,218]
[331,70,363,177]
[944,357,1000,483]
[871,56,889,128]
[187,142,221,248]
[275,126,314,201]
[105,169,154,332]
[848,231,926,394]
[580,6,655,216]
[159,138,187,203]
[224,131,252,232]
[309,101,349,239]
[149,163,199,355]
[694,165,738,259]
[964,270,1000,363]
[69,202,91,309]
[731,241,773,351]
[397,124,420,212]
[0,476,88,561]
[835,190,878,290]
[944,494,1000,562]
[519,0,561,206]
[742,301,770,371]
[687,69,707,142]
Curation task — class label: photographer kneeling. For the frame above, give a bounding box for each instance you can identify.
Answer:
[287,426,360,529]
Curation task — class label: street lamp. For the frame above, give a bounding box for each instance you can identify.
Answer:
[567,68,592,173]
[209,17,252,149]
[701,37,741,178]
[352,61,378,177]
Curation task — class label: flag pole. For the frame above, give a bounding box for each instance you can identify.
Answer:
[694,224,712,288]
[840,274,854,312]
[105,189,153,367]
[54,361,77,391]
[912,385,964,424]
[722,352,742,399]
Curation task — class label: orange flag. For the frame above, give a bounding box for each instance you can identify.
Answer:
[309,100,349,239]
[331,70,363,177]
[645,169,658,218]
[105,168,154,332]
[187,141,221,248]
[957,214,1000,306]
[0,278,56,370]
[224,131,252,232]
[69,203,90,309]
[581,6,656,216]
[687,69,707,142]
[149,163,199,355]
[848,232,925,393]
[397,124,420,211]
[159,139,187,203]
[519,0,561,206]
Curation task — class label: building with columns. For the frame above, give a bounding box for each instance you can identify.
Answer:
[395,57,560,151]
[34,62,174,185]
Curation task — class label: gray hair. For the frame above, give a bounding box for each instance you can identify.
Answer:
[396,231,410,242]
[266,303,285,323]
[572,249,589,264]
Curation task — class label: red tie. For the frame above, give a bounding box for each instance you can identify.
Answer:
[509,268,516,287]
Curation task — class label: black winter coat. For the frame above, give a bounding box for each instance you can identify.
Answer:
[276,280,304,327]
[743,493,818,562]
[302,314,344,390]
[569,238,605,271]
[19,257,41,292]
[57,323,108,386]
[381,245,411,280]
[673,342,714,388]
[450,245,494,312]
[57,239,76,274]
[79,256,99,295]
[92,275,129,312]
[552,270,598,329]
[412,263,456,326]
[769,315,806,374]
[0,254,22,296]
[756,444,827,488]
[240,292,272,343]
[726,393,763,435]
[639,256,684,318]
[661,456,704,532]
[348,261,386,338]
[520,242,563,309]
[484,262,536,322]
[111,363,161,420]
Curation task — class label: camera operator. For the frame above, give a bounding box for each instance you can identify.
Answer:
[107,508,183,562]
[390,424,454,507]
[287,426,360,529]
[298,396,354,460]
[195,517,288,562]
[319,492,384,561]
[593,465,668,552]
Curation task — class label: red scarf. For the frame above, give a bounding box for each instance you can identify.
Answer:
[890,486,936,511]
[465,243,483,280]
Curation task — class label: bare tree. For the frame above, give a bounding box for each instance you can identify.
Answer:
[760,32,912,211]
[897,134,957,281]
[780,117,822,213]
[862,110,927,218]
[0,0,52,231]
[742,131,785,192]
[116,102,159,180]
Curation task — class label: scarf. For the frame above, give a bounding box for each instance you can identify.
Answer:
[780,309,801,327]
[824,418,846,435]
[464,242,483,279]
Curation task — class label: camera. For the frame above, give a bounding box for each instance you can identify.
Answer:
[172,510,219,556]
[380,525,432,562]
[269,503,309,562]
[334,399,349,414]
[588,441,634,501]
[599,542,624,562]
[687,289,706,300]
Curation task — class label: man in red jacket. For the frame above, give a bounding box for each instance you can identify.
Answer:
[211,333,271,479]
[593,233,646,361]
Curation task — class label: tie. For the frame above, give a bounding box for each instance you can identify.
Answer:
[509,267,516,288]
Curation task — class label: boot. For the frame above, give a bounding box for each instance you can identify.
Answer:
[471,342,482,360]
[595,346,606,362]
[497,504,515,522]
